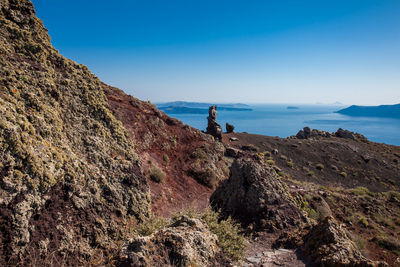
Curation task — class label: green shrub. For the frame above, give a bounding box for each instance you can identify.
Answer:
[201,210,246,261]
[307,171,314,177]
[373,236,400,255]
[266,159,275,166]
[280,155,287,160]
[263,151,271,157]
[315,163,324,170]
[172,209,247,261]
[348,186,371,196]
[190,148,207,159]
[162,154,169,163]
[136,215,167,236]
[149,166,165,183]
[353,235,366,250]
[287,161,294,169]
[359,216,368,227]
[340,172,347,177]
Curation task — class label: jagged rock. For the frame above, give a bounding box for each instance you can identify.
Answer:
[335,128,355,139]
[229,137,239,142]
[210,158,306,230]
[117,216,220,267]
[302,216,388,267]
[206,105,223,141]
[226,123,235,133]
[272,149,279,155]
[225,147,242,158]
[296,127,332,139]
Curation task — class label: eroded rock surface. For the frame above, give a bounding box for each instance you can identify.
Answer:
[117,216,220,267]
[211,157,306,231]
[206,105,222,141]
[0,0,150,264]
[301,216,387,267]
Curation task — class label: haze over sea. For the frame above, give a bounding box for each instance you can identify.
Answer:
[158,104,400,146]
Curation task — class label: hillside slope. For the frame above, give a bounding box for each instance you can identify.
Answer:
[0,0,150,264]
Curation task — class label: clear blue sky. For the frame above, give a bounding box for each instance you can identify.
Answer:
[31,0,400,105]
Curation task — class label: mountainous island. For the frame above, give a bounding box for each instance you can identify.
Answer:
[0,1,399,266]
[157,101,253,114]
[336,103,400,119]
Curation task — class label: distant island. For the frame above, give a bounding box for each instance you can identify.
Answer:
[287,106,300,110]
[336,103,400,119]
[157,101,252,114]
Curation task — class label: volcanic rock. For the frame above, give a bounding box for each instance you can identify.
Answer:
[301,216,388,267]
[206,105,222,141]
[210,158,306,230]
[117,216,220,266]
[226,123,235,133]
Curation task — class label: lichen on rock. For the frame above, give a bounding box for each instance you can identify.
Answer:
[0,0,150,264]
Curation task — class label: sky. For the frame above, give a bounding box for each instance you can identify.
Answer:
[31,0,400,105]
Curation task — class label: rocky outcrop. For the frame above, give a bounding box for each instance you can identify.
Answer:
[117,216,220,267]
[210,158,306,231]
[226,123,235,133]
[296,127,332,139]
[0,0,150,264]
[206,105,222,141]
[301,216,387,267]
[295,127,368,142]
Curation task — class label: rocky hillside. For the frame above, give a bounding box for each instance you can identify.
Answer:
[0,0,152,265]
[0,0,230,265]
[1,0,400,266]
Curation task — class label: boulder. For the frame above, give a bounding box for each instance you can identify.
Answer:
[210,158,306,231]
[302,216,388,267]
[226,123,235,133]
[117,216,220,267]
[335,128,355,139]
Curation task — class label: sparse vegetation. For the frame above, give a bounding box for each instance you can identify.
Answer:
[373,236,400,255]
[316,163,324,170]
[162,154,169,163]
[136,215,167,236]
[266,159,275,166]
[280,155,287,160]
[307,171,314,177]
[340,171,347,177]
[149,165,165,183]
[287,161,294,168]
[348,186,372,197]
[172,208,247,261]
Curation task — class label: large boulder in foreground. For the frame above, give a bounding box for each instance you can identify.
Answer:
[210,158,306,231]
[302,216,387,267]
[117,216,220,266]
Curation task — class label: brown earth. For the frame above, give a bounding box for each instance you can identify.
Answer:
[104,84,229,217]
[223,132,400,266]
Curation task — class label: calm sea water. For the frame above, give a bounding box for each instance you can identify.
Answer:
[159,104,400,146]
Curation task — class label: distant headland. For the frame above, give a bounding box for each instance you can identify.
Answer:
[157,101,252,114]
[336,103,400,119]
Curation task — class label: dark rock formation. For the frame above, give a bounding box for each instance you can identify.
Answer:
[226,122,235,133]
[116,216,220,266]
[206,105,222,141]
[295,127,368,142]
[210,158,306,231]
[296,127,332,139]
[301,216,388,266]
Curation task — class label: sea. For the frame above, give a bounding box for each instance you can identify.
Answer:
[158,104,400,146]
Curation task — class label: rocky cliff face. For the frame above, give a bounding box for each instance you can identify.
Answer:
[0,0,150,264]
